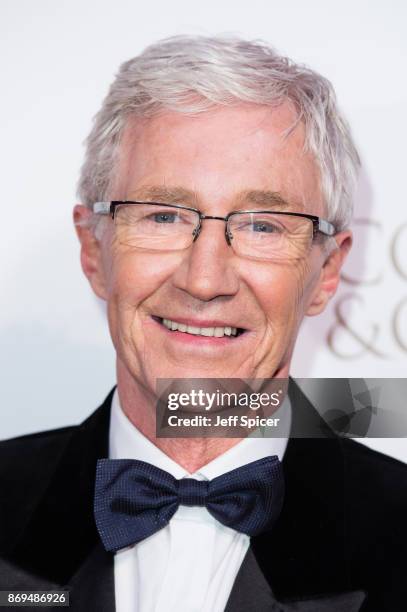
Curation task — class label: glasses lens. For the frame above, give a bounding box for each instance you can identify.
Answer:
[114,203,199,250]
[228,212,314,261]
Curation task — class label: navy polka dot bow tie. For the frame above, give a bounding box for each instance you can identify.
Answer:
[94,456,284,552]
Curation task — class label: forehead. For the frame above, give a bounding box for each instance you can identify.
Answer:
[114,102,323,214]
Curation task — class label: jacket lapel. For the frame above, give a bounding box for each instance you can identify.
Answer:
[3,390,115,610]
[226,381,366,610]
[0,555,60,592]
[224,547,277,612]
[252,435,349,599]
[224,549,366,612]
[66,541,115,612]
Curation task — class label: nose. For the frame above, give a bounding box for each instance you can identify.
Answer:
[171,218,240,302]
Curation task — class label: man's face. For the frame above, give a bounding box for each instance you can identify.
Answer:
[76,103,349,392]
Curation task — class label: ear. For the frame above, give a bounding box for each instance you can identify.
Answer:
[73,204,108,300]
[306,230,352,316]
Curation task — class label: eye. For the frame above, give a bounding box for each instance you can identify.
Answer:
[251,221,282,233]
[151,212,178,223]
[234,218,284,234]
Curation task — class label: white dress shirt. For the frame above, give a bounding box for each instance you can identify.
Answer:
[109,389,291,612]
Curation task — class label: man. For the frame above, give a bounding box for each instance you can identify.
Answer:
[0,35,406,612]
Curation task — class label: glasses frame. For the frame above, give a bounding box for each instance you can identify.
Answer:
[92,200,336,247]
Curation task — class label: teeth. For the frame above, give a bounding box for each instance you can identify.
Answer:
[201,327,214,336]
[161,318,238,337]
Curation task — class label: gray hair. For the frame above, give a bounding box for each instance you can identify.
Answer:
[77,35,360,231]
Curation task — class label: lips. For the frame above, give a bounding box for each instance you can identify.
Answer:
[163,317,238,337]
[153,316,245,338]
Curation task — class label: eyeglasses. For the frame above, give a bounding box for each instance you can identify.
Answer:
[92,200,336,262]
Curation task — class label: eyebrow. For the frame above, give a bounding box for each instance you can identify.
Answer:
[126,186,296,210]
[237,190,293,210]
[126,186,198,206]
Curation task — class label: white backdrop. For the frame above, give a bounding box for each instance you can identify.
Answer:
[1,0,406,461]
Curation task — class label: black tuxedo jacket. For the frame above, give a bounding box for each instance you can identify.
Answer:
[0,384,406,612]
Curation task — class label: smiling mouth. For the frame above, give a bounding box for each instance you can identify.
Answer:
[154,316,246,338]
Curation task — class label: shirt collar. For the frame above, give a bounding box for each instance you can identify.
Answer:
[109,388,290,480]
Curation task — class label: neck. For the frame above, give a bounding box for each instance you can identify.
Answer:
[116,359,290,473]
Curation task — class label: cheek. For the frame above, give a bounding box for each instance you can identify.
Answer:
[247,259,313,328]
[105,245,178,319]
